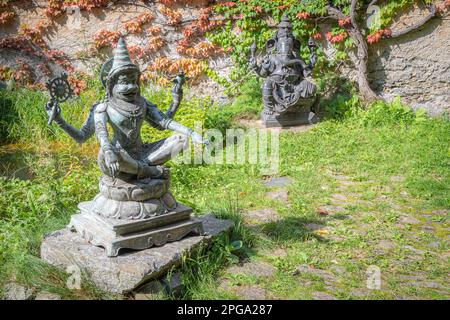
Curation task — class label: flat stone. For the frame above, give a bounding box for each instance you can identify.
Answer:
[294,265,336,284]
[350,289,369,299]
[263,177,294,187]
[227,261,277,277]
[3,283,34,300]
[218,279,233,292]
[419,281,447,290]
[399,216,421,224]
[390,176,405,182]
[331,194,348,202]
[40,214,233,294]
[339,180,357,186]
[234,285,267,300]
[377,240,396,251]
[267,248,288,258]
[244,208,279,224]
[265,189,289,203]
[422,225,436,233]
[317,205,345,215]
[431,209,449,216]
[34,291,61,300]
[237,120,316,133]
[312,291,338,300]
[328,173,352,181]
[403,245,426,255]
[428,241,440,249]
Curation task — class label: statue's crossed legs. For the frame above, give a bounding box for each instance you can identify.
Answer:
[98,134,188,179]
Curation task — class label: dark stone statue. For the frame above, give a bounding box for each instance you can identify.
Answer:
[249,14,319,127]
[44,38,207,256]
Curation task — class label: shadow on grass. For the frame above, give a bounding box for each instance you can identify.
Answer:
[253,216,331,244]
[0,150,35,180]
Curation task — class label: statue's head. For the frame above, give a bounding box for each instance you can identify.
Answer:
[107,37,140,102]
[276,14,293,39]
[277,36,294,56]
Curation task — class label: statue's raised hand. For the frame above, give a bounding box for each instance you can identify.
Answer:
[248,56,257,69]
[104,150,120,178]
[45,101,61,121]
[190,131,209,146]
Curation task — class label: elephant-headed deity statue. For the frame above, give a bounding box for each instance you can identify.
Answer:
[249,14,320,127]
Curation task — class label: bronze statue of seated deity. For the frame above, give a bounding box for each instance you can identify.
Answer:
[249,14,320,127]
[44,38,207,256]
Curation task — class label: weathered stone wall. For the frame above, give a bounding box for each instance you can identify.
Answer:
[0,1,449,114]
[0,0,231,104]
[368,7,450,116]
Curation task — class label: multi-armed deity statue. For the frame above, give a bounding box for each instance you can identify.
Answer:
[45,38,207,256]
[249,14,319,127]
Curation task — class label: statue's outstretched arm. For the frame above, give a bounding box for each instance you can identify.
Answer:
[45,102,96,144]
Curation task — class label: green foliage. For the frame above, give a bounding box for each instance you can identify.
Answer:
[140,86,210,142]
[376,0,434,31]
[0,84,101,144]
[322,93,430,128]
[205,77,262,132]
[354,97,420,127]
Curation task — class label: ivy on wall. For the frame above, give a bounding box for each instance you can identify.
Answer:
[0,0,449,99]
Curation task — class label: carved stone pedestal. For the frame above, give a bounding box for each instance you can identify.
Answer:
[262,110,310,127]
[70,202,203,257]
[262,97,320,128]
[66,174,204,257]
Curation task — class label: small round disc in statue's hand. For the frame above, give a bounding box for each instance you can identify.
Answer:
[46,73,72,103]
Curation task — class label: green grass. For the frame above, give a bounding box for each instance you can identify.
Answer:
[0,83,449,299]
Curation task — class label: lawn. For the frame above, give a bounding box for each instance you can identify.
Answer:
[0,85,449,300]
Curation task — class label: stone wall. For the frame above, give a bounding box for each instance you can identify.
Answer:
[368,6,450,116]
[0,1,449,114]
[0,0,231,104]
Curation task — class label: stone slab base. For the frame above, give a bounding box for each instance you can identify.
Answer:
[262,110,318,127]
[40,215,234,294]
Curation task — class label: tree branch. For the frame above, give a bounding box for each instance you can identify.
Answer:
[349,0,358,28]
[325,5,347,20]
[389,4,437,38]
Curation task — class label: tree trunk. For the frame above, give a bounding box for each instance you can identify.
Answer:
[349,28,380,103]
[327,1,380,104]
[349,0,380,104]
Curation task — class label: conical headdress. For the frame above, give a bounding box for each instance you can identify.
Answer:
[107,37,140,79]
[278,13,292,29]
